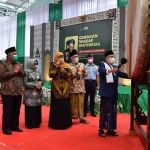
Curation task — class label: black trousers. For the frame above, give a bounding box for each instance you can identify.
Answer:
[2,95,22,131]
[84,80,96,114]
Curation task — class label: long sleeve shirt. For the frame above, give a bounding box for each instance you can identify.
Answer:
[0,60,25,95]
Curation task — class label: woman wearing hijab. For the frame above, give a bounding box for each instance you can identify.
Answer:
[23,59,44,129]
[48,52,73,129]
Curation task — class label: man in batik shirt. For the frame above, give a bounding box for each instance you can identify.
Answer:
[69,49,89,124]
[0,47,25,135]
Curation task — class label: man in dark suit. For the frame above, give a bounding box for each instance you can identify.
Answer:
[98,50,128,137]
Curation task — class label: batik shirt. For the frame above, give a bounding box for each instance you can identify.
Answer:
[0,60,25,95]
[69,62,88,93]
[49,62,73,99]
[23,70,44,106]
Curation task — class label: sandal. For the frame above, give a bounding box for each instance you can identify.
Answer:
[80,119,89,124]
[98,129,106,137]
[106,130,118,136]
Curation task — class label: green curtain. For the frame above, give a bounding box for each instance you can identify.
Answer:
[117,0,128,7]
[49,0,62,21]
[138,90,148,112]
[118,86,131,113]
[16,12,26,66]
[117,86,148,114]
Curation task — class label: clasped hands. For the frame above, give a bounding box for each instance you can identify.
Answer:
[60,68,66,74]
[34,82,42,89]
[56,61,66,74]
[14,64,23,73]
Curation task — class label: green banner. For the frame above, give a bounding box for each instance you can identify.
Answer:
[16,12,26,66]
[117,0,128,7]
[49,0,62,21]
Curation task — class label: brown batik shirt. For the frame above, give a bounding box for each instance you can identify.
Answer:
[69,62,88,93]
[49,62,73,99]
[0,59,26,95]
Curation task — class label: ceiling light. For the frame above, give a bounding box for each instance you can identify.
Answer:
[0,0,7,2]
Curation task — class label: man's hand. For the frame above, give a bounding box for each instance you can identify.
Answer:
[108,67,118,73]
[18,64,23,72]
[14,64,22,73]
[96,85,100,90]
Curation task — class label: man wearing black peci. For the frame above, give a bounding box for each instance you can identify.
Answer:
[0,47,25,135]
[98,50,128,137]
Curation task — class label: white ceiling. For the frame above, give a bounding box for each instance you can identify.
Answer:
[0,0,59,16]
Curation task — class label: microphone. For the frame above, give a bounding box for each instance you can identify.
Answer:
[118,57,127,68]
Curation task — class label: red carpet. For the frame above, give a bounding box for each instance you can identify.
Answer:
[0,104,144,150]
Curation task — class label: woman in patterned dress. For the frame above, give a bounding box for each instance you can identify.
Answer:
[48,52,73,129]
[23,59,44,129]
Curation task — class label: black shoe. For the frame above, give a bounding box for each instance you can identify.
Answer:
[27,127,33,129]
[3,130,12,135]
[34,125,40,128]
[98,129,106,137]
[12,127,23,132]
[83,113,87,117]
[91,112,96,117]
[80,119,89,124]
[106,130,118,136]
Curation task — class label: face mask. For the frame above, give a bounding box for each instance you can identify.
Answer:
[13,55,18,61]
[88,59,93,63]
[58,58,64,63]
[34,65,38,69]
[108,58,115,64]
[73,57,78,63]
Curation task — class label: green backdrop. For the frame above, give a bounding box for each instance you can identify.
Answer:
[59,19,112,65]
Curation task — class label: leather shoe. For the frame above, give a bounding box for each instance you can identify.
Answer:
[91,112,96,117]
[106,130,118,136]
[12,127,23,132]
[3,130,12,135]
[83,113,87,117]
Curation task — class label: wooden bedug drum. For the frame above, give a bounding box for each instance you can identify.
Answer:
[126,0,150,149]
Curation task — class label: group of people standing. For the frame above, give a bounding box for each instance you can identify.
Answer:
[0,47,44,135]
[0,46,128,138]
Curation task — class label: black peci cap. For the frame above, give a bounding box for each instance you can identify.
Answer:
[105,50,114,58]
[70,49,78,57]
[5,47,16,55]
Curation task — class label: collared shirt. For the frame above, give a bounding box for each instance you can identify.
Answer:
[85,63,99,80]
[0,60,25,95]
[69,62,87,93]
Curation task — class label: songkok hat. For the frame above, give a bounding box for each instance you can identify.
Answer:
[5,47,16,55]
[66,39,75,45]
[70,49,78,58]
[105,50,114,58]
[86,53,93,58]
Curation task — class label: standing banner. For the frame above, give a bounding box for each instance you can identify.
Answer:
[16,12,26,66]
[117,0,128,7]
